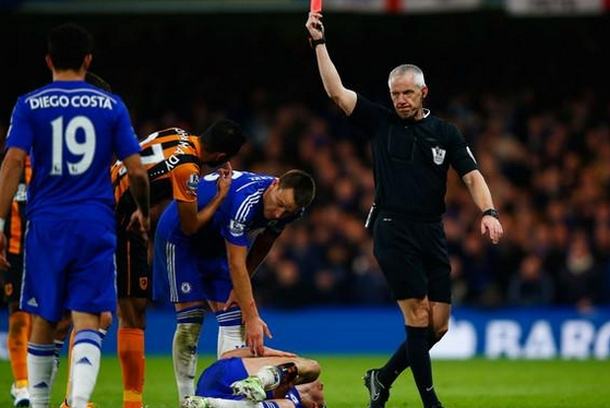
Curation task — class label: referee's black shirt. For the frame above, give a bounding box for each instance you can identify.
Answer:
[349,93,478,221]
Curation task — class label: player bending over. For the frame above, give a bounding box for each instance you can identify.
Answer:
[111,120,245,408]
[154,169,315,402]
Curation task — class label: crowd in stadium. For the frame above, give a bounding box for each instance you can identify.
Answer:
[2,88,609,311]
[104,87,610,310]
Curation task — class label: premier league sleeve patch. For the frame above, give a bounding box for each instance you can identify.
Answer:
[229,219,246,237]
[186,173,200,196]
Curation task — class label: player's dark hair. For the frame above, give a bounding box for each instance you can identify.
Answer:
[85,72,112,92]
[47,23,93,71]
[200,119,246,159]
[279,170,316,209]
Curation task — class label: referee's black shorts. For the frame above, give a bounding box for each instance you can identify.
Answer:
[373,212,451,303]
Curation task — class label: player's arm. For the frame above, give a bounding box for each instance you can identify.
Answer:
[246,228,280,277]
[177,164,232,236]
[122,153,151,233]
[226,241,271,356]
[462,170,503,244]
[306,12,357,115]
[0,148,27,268]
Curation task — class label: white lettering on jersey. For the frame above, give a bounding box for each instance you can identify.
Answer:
[27,94,113,110]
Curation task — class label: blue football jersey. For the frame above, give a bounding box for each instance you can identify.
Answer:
[157,170,298,254]
[5,81,140,226]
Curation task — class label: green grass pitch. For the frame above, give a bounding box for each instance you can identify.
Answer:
[1,356,609,407]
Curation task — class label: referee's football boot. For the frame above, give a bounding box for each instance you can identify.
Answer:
[363,368,390,408]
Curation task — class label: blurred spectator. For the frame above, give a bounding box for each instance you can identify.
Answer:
[507,254,554,306]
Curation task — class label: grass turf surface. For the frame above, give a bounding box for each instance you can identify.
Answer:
[1,356,609,407]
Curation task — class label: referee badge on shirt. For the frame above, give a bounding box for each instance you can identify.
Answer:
[431,146,446,165]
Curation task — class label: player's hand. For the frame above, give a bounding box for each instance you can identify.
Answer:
[127,209,150,239]
[244,315,272,356]
[0,232,10,269]
[222,289,239,311]
[216,162,233,200]
[306,12,325,40]
[481,215,503,244]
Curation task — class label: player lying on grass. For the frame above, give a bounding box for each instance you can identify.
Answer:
[182,347,326,408]
[154,169,315,402]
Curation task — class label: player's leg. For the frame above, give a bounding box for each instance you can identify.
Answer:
[7,302,31,407]
[28,315,59,408]
[4,253,31,407]
[241,356,320,385]
[173,301,206,400]
[65,221,118,408]
[116,223,150,408]
[21,220,69,407]
[61,312,111,408]
[183,397,294,408]
[208,299,245,357]
[203,260,245,357]
[232,357,319,402]
[155,236,208,401]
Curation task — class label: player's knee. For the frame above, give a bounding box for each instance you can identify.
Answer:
[296,358,321,382]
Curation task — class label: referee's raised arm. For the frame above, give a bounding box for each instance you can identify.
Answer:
[306,12,357,115]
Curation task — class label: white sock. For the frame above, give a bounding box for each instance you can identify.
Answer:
[173,322,202,400]
[70,330,102,408]
[215,308,245,358]
[255,366,281,391]
[27,343,56,408]
[49,339,65,389]
[197,397,267,407]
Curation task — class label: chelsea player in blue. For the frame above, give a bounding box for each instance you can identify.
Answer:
[0,24,150,408]
[182,347,326,408]
[154,169,315,402]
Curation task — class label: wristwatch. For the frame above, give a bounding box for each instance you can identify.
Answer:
[482,208,499,220]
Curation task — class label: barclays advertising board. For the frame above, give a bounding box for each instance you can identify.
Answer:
[1,307,609,358]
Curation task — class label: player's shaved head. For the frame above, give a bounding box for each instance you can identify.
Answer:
[47,23,93,71]
[279,170,316,209]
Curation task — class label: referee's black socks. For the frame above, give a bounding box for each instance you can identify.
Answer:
[378,327,441,387]
[406,325,441,408]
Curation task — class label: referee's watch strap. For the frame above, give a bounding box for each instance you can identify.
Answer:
[309,34,326,49]
[482,208,499,220]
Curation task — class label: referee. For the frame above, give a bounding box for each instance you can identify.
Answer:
[306,12,503,408]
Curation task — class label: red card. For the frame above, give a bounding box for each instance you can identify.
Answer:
[310,0,322,12]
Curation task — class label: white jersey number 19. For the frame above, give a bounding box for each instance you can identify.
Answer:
[50,115,96,176]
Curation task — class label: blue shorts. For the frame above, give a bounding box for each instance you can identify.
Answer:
[196,357,247,399]
[20,219,117,322]
[153,236,232,304]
